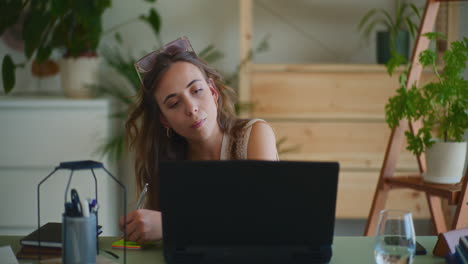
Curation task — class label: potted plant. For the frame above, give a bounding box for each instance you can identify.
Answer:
[1,0,111,96]
[1,0,160,97]
[357,0,421,64]
[385,33,468,184]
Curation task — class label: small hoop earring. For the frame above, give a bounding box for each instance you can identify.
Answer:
[165,127,172,138]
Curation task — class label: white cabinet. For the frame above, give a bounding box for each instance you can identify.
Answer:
[0,98,119,236]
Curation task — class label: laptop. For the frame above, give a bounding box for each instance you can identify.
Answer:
[159,160,339,264]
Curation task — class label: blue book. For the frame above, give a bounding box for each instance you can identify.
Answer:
[446,252,460,264]
[460,236,468,254]
[455,244,468,264]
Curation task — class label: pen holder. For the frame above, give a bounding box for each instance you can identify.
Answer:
[63,213,97,264]
[38,161,127,264]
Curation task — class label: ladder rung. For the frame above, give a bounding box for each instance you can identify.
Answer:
[384,175,462,205]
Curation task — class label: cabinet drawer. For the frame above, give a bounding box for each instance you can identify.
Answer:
[0,99,119,235]
[0,99,110,167]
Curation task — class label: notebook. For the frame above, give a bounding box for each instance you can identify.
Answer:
[20,222,102,248]
[159,160,340,264]
[16,245,61,260]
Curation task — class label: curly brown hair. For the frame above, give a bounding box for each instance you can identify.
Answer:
[126,51,248,210]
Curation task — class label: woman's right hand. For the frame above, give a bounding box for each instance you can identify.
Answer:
[119,209,162,244]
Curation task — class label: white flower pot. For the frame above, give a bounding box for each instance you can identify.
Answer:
[60,56,99,98]
[424,141,467,184]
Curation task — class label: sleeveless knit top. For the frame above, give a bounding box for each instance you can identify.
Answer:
[220,118,276,160]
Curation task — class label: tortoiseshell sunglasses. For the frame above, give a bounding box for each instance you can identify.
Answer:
[134,36,195,83]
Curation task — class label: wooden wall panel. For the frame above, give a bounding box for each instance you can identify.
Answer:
[271,121,418,171]
[251,66,434,119]
[247,64,434,219]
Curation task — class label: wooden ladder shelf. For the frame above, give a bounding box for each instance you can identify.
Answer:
[364,0,468,236]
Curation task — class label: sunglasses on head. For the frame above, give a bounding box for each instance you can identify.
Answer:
[134,36,195,83]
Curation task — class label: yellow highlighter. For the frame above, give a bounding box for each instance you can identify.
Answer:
[111,239,156,250]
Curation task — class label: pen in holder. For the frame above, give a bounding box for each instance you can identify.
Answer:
[37,160,127,264]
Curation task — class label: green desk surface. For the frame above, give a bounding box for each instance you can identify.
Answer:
[0,236,444,264]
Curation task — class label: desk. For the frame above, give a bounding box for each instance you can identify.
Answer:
[0,236,444,263]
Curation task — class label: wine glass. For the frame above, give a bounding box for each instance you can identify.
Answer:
[374,209,416,264]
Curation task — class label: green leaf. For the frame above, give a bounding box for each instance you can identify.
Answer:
[385,51,407,76]
[23,12,51,59]
[0,0,23,35]
[419,49,436,68]
[95,134,125,161]
[357,9,377,31]
[422,32,446,42]
[395,2,408,30]
[115,32,123,44]
[199,45,215,58]
[277,145,301,155]
[406,17,416,38]
[2,55,16,94]
[276,136,301,155]
[90,82,133,105]
[199,45,224,64]
[139,8,161,37]
[276,136,287,146]
[385,85,410,128]
[99,46,141,91]
[405,130,425,156]
[51,0,67,16]
[380,9,395,30]
[256,34,271,53]
[362,19,386,43]
[203,52,224,64]
[409,4,421,19]
[36,45,53,63]
[145,0,157,2]
[235,102,255,115]
[398,70,408,88]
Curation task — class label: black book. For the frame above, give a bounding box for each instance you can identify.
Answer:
[20,222,102,248]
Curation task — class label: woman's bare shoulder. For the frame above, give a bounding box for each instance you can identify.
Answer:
[246,121,278,160]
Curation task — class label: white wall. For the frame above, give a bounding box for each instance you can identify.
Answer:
[102,0,417,70]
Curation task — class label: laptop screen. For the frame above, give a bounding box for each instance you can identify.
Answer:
[159,160,339,263]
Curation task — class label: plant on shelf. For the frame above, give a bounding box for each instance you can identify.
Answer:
[357,0,422,64]
[385,32,468,184]
[1,0,161,97]
[1,0,109,94]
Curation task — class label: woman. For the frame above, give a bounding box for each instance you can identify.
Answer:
[120,36,278,243]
